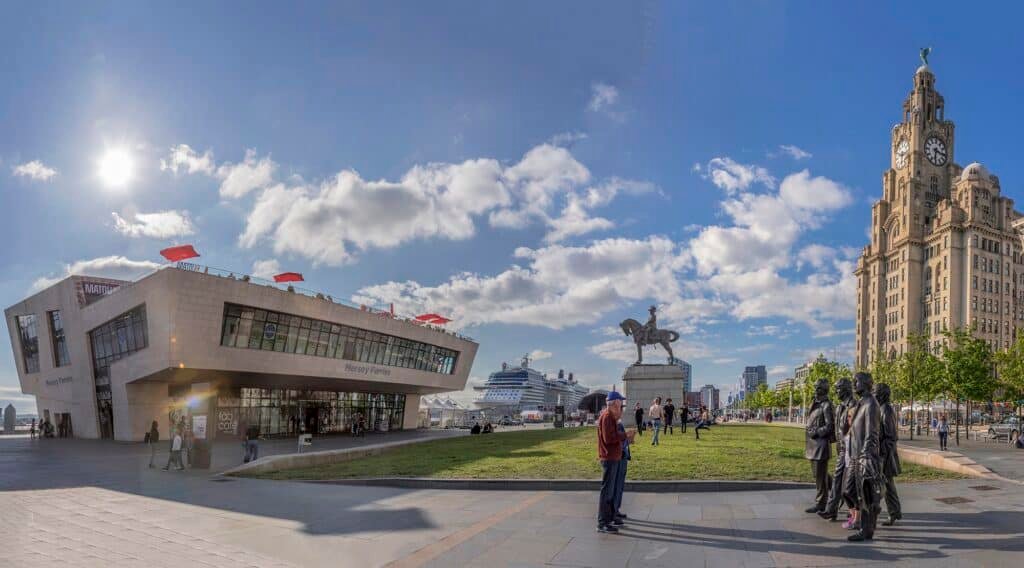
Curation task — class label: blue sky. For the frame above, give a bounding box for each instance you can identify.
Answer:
[4,2,1024,412]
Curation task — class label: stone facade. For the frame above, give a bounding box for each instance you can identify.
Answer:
[855,63,1024,367]
[5,267,477,441]
[622,364,685,427]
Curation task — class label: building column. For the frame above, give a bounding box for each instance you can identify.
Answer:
[402,394,421,430]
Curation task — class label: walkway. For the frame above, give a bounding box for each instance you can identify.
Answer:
[901,432,1024,482]
[2,435,1023,567]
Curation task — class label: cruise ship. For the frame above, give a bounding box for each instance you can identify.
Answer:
[474,355,589,417]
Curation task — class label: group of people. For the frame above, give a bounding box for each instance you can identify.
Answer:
[144,417,192,471]
[633,397,713,443]
[469,421,494,435]
[28,418,56,439]
[804,372,901,543]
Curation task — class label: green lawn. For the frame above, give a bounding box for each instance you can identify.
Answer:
[246,424,963,482]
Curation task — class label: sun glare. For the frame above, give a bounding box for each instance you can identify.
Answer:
[98,147,135,188]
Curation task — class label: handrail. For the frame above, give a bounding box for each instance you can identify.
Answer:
[78,262,476,343]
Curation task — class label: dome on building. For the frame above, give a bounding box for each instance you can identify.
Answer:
[961,162,990,182]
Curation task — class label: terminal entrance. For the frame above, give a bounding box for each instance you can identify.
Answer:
[213,387,406,438]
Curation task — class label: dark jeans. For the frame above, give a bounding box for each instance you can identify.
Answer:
[938,432,948,450]
[614,458,629,514]
[680,418,687,433]
[663,420,673,434]
[244,439,259,463]
[694,421,710,437]
[598,459,621,526]
[811,459,831,511]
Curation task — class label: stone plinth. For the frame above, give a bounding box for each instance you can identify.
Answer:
[622,364,685,428]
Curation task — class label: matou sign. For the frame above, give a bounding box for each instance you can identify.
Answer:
[75,278,124,307]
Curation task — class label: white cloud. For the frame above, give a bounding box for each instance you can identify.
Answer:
[813,327,855,339]
[112,210,196,239]
[589,337,715,363]
[747,325,781,337]
[548,131,588,146]
[529,349,553,361]
[251,259,281,280]
[12,160,57,181]
[797,244,838,270]
[217,149,277,198]
[698,157,775,194]
[768,365,790,377]
[31,256,161,293]
[587,82,619,112]
[160,144,215,175]
[776,145,812,160]
[354,236,687,330]
[712,357,738,364]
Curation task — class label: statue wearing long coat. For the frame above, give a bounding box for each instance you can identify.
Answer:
[847,393,883,538]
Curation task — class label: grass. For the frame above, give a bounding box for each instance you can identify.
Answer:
[246,424,964,482]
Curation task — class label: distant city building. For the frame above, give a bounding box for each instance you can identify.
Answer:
[3,403,15,434]
[742,365,767,394]
[684,391,702,409]
[774,378,795,392]
[699,384,720,411]
[670,357,692,394]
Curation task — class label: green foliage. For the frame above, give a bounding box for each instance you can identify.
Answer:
[940,326,995,404]
[807,355,851,405]
[994,334,1024,411]
[894,331,943,405]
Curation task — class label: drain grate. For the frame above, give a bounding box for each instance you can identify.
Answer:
[935,496,972,504]
[969,485,999,491]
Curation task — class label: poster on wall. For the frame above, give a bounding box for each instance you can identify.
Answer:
[75,277,125,307]
[192,415,208,440]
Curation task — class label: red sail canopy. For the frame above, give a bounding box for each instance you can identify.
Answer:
[414,313,451,324]
[273,272,304,283]
[159,244,199,262]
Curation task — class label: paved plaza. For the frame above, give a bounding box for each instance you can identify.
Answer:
[2,436,1023,567]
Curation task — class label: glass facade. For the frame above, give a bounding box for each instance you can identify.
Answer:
[215,387,405,438]
[16,314,39,374]
[89,305,149,439]
[220,303,459,374]
[48,310,70,367]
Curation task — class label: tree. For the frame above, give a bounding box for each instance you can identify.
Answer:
[895,331,943,440]
[941,326,994,445]
[995,334,1024,424]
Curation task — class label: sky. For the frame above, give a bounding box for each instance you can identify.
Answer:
[4,2,1024,413]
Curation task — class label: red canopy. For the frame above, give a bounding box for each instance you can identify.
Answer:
[414,313,451,324]
[273,272,304,283]
[160,244,199,262]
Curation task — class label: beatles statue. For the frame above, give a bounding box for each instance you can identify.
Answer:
[620,306,680,365]
[876,383,903,526]
[805,378,835,514]
[845,371,884,542]
[820,377,855,521]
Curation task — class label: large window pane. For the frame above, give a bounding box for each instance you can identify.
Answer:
[16,314,40,373]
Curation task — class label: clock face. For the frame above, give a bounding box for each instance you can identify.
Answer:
[925,136,948,166]
[895,139,909,169]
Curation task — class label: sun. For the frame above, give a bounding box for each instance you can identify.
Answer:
[98,147,135,188]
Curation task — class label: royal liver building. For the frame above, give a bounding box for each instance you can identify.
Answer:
[855,57,1024,367]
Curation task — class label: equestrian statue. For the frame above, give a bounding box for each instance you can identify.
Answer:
[619,305,680,365]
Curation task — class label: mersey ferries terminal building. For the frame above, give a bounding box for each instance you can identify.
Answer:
[4,264,478,441]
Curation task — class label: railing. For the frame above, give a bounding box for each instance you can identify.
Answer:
[80,262,475,343]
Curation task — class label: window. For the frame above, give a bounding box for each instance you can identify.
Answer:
[48,310,70,367]
[89,305,149,440]
[220,303,460,375]
[16,314,40,374]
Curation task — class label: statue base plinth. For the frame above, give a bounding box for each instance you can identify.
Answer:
[622,364,686,429]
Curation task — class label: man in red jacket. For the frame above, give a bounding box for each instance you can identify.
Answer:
[597,391,635,533]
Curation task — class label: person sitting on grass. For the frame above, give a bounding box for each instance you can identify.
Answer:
[470,422,481,435]
[482,422,493,434]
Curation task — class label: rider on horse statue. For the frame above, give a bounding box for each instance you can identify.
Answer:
[620,305,680,365]
[641,305,658,344]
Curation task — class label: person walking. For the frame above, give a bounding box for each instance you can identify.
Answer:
[244,422,261,463]
[679,405,689,433]
[937,414,949,451]
[597,391,634,534]
[163,427,185,471]
[663,399,676,435]
[694,406,711,439]
[613,417,631,523]
[648,397,663,446]
[633,403,644,437]
[29,418,36,439]
[876,383,902,526]
[146,420,160,468]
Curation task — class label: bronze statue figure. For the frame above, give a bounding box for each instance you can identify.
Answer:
[820,377,855,521]
[620,306,680,364]
[845,372,883,542]
[875,383,903,526]
[804,378,835,514]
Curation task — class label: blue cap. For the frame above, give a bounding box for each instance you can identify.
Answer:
[607,391,625,402]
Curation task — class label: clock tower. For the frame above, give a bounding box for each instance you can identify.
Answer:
[855,56,1024,368]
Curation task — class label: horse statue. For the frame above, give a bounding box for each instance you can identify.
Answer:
[619,318,680,365]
